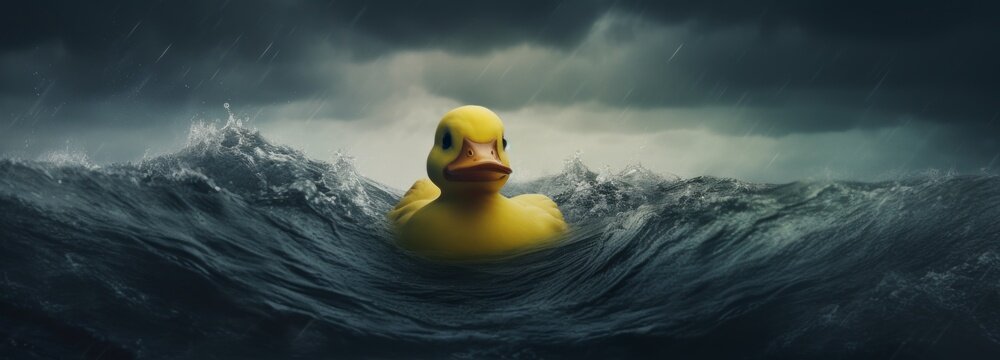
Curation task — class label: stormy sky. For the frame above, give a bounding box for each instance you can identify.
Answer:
[2,0,999,188]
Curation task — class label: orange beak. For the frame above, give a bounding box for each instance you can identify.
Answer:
[444,138,512,182]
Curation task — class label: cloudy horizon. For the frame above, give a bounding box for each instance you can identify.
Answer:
[3,0,998,189]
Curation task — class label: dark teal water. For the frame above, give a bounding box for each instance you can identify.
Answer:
[1,122,999,359]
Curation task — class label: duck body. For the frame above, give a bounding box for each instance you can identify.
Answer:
[392,179,566,256]
[388,106,566,257]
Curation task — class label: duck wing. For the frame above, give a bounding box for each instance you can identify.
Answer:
[512,193,567,226]
[387,178,441,227]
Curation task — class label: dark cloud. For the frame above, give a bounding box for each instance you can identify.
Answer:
[1,0,998,176]
[4,1,998,115]
[423,2,1000,133]
[630,1,994,38]
[0,0,606,126]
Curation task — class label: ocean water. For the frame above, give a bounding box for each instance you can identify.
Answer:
[1,120,999,359]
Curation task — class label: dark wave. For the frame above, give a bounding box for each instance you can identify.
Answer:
[1,120,999,359]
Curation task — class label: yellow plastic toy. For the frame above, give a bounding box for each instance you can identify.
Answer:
[388,105,567,257]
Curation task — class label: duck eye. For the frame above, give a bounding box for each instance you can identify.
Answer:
[502,137,508,149]
[442,132,453,149]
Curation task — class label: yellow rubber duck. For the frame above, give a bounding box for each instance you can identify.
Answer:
[388,105,567,257]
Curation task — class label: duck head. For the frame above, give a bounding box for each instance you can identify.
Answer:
[427,105,512,196]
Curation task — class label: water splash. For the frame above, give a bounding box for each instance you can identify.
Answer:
[36,148,97,169]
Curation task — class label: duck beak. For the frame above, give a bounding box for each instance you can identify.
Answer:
[445,138,512,182]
